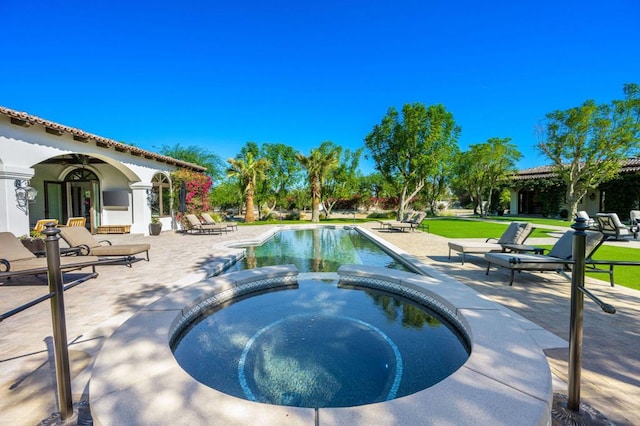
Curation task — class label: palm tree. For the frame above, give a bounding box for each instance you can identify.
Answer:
[227,152,269,223]
[297,143,340,222]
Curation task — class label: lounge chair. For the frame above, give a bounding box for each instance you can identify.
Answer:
[448,221,534,265]
[376,211,415,230]
[484,230,605,286]
[201,213,238,231]
[595,213,638,240]
[575,211,596,228]
[630,210,640,227]
[59,226,150,261]
[184,214,227,234]
[59,217,87,227]
[33,219,59,235]
[0,232,102,281]
[388,212,427,232]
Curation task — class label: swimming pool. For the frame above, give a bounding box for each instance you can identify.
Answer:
[227,227,412,273]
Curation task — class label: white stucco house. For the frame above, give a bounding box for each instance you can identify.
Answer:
[1,106,206,237]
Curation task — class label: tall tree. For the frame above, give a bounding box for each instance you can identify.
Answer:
[454,138,521,217]
[365,102,460,220]
[296,142,340,222]
[321,146,363,217]
[226,151,269,223]
[537,83,640,219]
[260,143,304,215]
[159,143,224,181]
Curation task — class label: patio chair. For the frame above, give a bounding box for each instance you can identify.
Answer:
[33,219,59,235]
[59,217,87,227]
[448,221,534,265]
[630,210,640,227]
[575,211,596,228]
[382,212,421,232]
[595,213,638,240]
[58,226,150,262]
[184,214,227,234]
[484,230,605,286]
[201,212,238,231]
[0,231,102,281]
[388,212,427,232]
[376,211,415,229]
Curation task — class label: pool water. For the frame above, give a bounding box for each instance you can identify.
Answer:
[227,227,411,273]
[171,278,470,408]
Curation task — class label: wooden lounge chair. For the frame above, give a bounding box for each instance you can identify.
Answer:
[59,217,87,227]
[0,232,102,281]
[33,219,59,235]
[484,230,605,286]
[595,213,638,240]
[201,213,238,231]
[184,214,227,234]
[59,227,150,261]
[448,222,534,265]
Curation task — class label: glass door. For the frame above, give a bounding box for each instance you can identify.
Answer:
[44,181,65,222]
[64,168,100,233]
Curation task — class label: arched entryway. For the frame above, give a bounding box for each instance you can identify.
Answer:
[44,167,101,233]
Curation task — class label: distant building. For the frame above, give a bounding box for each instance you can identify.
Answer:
[1,106,206,236]
[506,158,640,218]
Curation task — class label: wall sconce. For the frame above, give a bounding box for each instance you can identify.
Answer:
[146,188,158,205]
[15,179,38,214]
[589,192,596,201]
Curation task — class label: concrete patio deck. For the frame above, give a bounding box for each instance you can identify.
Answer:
[0,221,638,425]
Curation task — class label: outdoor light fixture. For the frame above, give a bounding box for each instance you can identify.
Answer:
[146,188,158,205]
[15,179,38,214]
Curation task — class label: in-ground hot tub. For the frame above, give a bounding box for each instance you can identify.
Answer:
[90,261,558,425]
[170,274,470,409]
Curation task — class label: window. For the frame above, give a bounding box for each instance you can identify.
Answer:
[152,174,172,217]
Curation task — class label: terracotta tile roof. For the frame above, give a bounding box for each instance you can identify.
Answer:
[0,106,207,172]
[510,158,640,181]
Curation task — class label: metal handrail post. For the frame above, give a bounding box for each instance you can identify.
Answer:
[42,223,73,420]
[568,217,587,412]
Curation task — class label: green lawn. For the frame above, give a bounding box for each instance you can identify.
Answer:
[534,243,640,291]
[422,217,555,238]
[468,215,573,228]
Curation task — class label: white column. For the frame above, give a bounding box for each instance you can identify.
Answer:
[129,182,152,236]
[0,165,35,235]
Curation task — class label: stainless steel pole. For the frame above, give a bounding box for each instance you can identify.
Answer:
[43,223,73,420]
[568,217,587,411]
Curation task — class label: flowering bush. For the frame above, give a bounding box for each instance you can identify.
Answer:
[171,169,213,221]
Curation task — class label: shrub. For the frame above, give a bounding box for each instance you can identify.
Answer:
[367,211,396,219]
[285,210,301,220]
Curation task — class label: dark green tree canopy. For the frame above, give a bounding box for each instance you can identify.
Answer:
[365,102,460,219]
[537,82,640,218]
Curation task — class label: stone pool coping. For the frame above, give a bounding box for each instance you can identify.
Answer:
[90,227,564,425]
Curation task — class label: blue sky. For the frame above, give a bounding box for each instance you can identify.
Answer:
[2,1,639,174]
